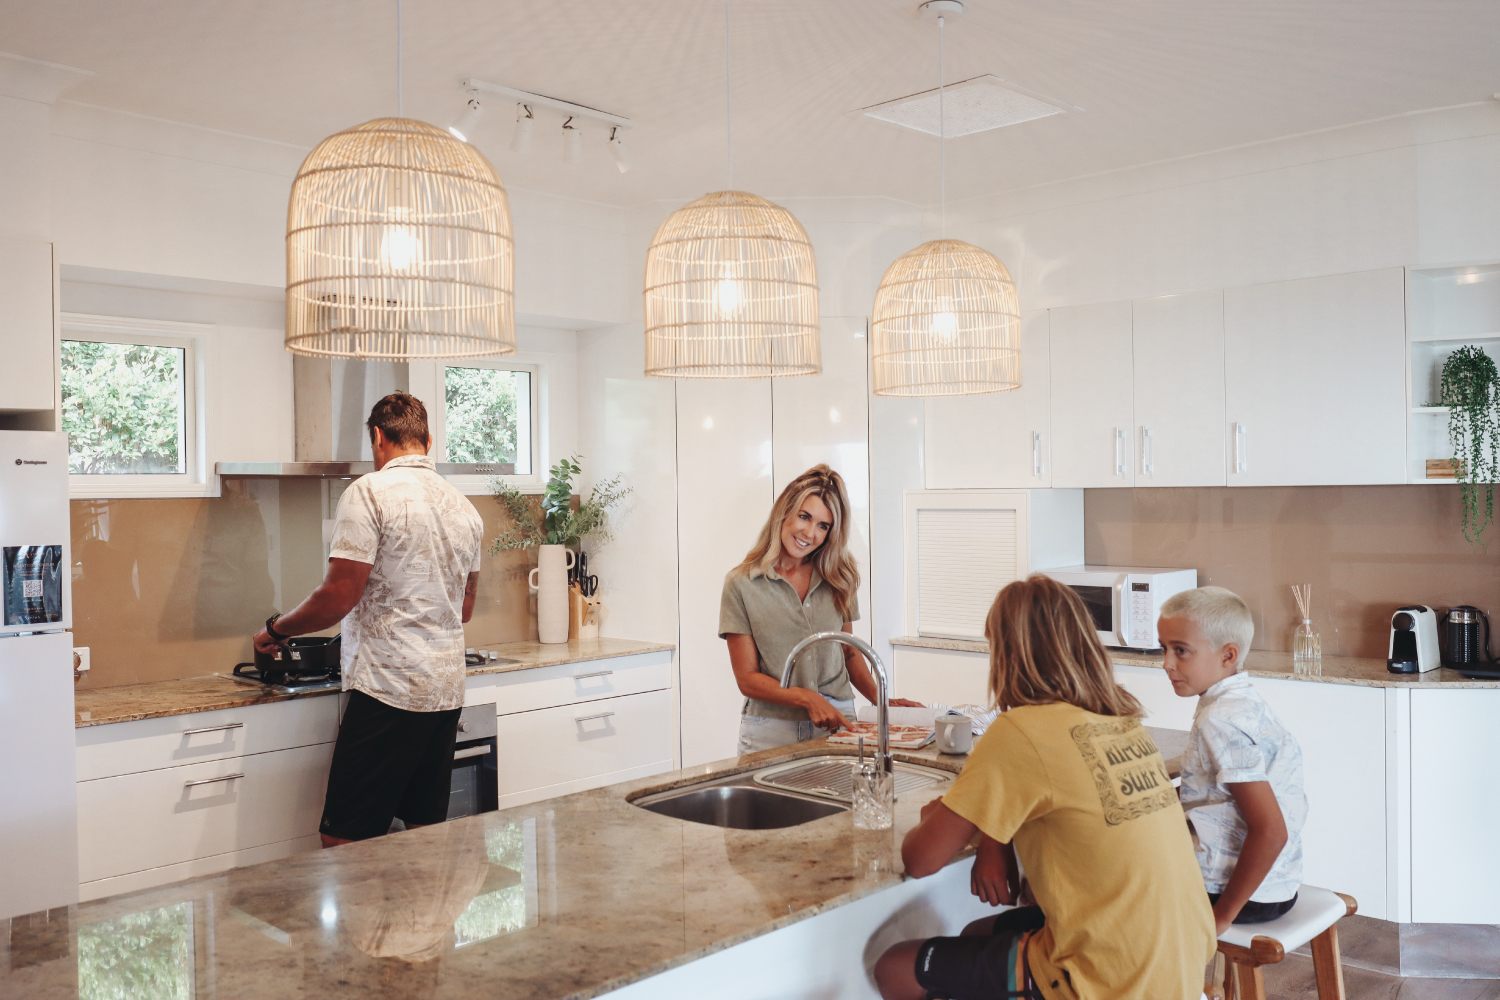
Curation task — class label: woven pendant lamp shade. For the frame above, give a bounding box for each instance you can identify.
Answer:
[871,239,1021,396]
[286,117,514,359]
[643,191,820,378]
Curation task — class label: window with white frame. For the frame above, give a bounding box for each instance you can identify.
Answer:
[60,316,207,496]
[441,362,537,476]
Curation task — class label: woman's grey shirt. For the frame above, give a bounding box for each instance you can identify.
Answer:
[718,568,858,721]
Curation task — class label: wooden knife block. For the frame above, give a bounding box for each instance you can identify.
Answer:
[569,585,601,640]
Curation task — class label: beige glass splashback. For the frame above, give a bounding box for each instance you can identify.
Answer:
[71,480,540,690]
[1085,485,1498,659]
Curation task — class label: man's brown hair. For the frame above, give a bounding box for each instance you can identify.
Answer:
[366,392,430,448]
[984,574,1143,717]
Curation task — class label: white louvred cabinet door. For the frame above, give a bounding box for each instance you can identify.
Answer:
[906,492,1031,640]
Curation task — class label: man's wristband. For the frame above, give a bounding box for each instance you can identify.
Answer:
[265,614,290,643]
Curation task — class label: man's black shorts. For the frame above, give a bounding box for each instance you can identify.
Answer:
[914,905,1047,1000]
[320,689,462,841]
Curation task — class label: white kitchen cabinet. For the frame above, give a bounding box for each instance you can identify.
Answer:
[1224,267,1407,486]
[1132,290,1227,487]
[1408,689,1500,923]
[1049,300,1134,488]
[1112,663,1197,729]
[0,237,56,414]
[892,646,989,706]
[76,741,333,884]
[925,310,1052,489]
[493,688,674,809]
[464,650,672,716]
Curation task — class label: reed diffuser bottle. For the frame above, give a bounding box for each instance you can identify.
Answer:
[1292,584,1321,674]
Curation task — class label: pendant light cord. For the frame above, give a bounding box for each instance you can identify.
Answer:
[725,0,734,190]
[938,13,946,239]
[396,0,404,117]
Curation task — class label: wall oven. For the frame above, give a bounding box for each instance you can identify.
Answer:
[448,703,498,820]
[1038,566,1198,651]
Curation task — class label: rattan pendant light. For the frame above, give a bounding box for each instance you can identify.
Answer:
[285,2,514,360]
[871,1,1020,396]
[642,2,820,378]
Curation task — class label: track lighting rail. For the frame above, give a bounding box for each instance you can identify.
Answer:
[459,78,632,130]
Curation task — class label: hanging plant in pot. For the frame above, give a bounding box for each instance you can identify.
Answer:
[489,456,632,643]
[1441,345,1500,548]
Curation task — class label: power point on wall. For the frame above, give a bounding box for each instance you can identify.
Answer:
[73,647,90,674]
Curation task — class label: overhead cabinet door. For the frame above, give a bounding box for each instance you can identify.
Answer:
[1224,268,1406,486]
[925,310,1051,488]
[1049,300,1134,488]
[0,238,56,413]
[1132,290,1227,487]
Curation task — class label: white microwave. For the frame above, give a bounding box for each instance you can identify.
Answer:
[1038,566,1198,651]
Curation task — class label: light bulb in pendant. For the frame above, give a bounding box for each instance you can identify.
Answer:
[381,225,422,272]
[932,311,958,338]
[716,277,743,314]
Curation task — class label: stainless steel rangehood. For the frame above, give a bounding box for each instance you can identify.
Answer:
[214,357,514,479]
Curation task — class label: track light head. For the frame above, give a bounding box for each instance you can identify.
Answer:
[607,127,631,174]
[563,117,583,165]
[448,93,483,142]
[510,104,534,153]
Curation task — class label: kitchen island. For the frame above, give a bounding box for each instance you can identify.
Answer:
[4,739,1004,1000]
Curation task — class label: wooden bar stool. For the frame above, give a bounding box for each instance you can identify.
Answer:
[1213,886,1357,1000]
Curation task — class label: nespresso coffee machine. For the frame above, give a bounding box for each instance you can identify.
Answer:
[1387,606,1440,673]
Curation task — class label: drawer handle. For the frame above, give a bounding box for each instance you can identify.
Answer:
[184,773,243,788]
[574,670,614,681]
[453,745,491,760]
[574,711,616,723]
[181,722,244,736]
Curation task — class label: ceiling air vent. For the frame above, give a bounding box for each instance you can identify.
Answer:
[857,75,1076,137]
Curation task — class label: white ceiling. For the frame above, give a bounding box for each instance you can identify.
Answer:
[7,0,1500,208]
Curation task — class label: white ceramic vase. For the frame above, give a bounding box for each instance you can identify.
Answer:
[529,544,575,644]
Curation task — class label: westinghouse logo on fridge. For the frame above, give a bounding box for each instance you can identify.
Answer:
[13,459,47,465]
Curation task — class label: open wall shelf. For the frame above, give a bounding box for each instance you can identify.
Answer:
[1408,264,1500,482]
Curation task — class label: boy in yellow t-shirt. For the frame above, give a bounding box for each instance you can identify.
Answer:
[873,575,1215,1000]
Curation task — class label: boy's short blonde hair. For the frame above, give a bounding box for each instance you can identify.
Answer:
[1159,586,1255,669]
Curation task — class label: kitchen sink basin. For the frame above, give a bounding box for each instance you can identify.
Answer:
[635,784,846,830]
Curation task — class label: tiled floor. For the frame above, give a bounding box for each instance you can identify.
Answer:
[1261,954,1500,999]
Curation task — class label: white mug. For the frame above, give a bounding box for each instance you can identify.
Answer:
[933,714,973,755]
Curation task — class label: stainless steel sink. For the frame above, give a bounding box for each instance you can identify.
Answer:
[635,784,846,830]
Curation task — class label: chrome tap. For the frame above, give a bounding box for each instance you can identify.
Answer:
[782,631,892,774]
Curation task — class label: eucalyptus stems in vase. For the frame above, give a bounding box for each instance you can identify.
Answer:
[1441,345,1500,548]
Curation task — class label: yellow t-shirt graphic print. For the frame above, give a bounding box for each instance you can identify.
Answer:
[1071,720,1178,825]
[943,703,1215,1000]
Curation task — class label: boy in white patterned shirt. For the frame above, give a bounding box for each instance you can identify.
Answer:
[1160,586,1308,934]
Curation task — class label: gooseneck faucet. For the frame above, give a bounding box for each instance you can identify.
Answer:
[782,631,892,775]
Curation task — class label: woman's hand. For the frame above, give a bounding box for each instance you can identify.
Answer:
[796,690,853,731]
[890,698,925,708]
[969,836,1018,906]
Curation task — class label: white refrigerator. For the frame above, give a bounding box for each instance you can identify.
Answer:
[0,430,79,917]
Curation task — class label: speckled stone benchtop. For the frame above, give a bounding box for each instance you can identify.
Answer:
[2,739,973,999]
[72,637,675,728]
[890,635,1500,689]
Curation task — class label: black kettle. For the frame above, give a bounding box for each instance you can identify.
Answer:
[1442,606,1493,666]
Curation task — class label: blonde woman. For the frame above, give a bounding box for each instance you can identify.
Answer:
[874,575,1214,1000]
[719,464,921,755]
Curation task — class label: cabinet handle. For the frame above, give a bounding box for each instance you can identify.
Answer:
[1142,427,1154,476]
[181,722,244,736]
[574,670,614,681]
[184,773,243,788]
[1114,429,1126,477]
[573,711,616,723]
[1032,431,1042,478]
[1234,422,1248,474]
[453,745,491,760]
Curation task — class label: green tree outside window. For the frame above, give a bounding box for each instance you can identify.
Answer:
[61,340,185,475]
[445,367,531,472]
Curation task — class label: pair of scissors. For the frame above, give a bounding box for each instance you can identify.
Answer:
[572,551,598,598]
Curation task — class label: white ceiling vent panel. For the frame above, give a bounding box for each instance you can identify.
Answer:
[859,75,1074,137]
[916,507,1019,639]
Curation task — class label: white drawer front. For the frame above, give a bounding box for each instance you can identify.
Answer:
[77,743,333,883]
[468,651,672,716]
[76,694,340,781]
[494,688,673,797]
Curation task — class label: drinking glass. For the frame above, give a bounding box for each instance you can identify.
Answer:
[851,765,894,830]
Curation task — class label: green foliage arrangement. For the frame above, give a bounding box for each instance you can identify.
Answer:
[61,340,185,474]
[489,454,632,553]
[1441,345,1500,548]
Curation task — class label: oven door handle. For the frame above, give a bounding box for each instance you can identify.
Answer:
[1114,577,1127,647]
[453,745,491,760]
[182,722,244,736]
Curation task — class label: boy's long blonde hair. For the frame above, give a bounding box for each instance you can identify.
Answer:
[732,465,859,620]
[984,574,1143,717]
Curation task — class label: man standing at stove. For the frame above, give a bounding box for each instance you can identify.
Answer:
[252,392,485,846]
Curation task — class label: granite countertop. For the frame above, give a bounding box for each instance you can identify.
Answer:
[2,739,969,999]
[73,637,676,728]
[890,635,1500,689]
